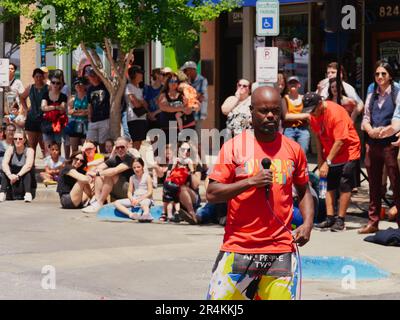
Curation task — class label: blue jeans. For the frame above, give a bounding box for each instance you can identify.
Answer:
[284,127,310,154]
[121,111,130,139]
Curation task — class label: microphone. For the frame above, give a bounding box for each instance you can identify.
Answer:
[261,158,272,199]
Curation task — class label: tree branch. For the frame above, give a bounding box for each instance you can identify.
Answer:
[80,41,114,95]
[104,37,121,79]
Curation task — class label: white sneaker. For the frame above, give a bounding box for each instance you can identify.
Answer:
[82,202,101,213]
[24,193,33,203]
[0,192,6,202]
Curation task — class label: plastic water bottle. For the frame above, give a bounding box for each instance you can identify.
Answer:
[319,177,327,199]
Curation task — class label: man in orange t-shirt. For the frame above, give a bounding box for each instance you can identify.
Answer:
[304,92,361,232]
[206,86,314,300]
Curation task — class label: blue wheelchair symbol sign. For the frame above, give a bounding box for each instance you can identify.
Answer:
[262,17,273,29]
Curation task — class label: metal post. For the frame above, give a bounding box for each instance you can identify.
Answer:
[0,6,4,123]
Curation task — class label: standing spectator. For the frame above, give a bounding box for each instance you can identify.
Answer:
[114,157,154,221]
[176,71,199,132]
[221,79,252,138]
[82,137,135,213]
[304,92,361,231]
[41,75,68,153]
[317,62,364,122]
[125,66,148,150]
[359,61,400,233]
[57,151,92,209]
[144,68,164,130]
[181,61,208,137]
[158,73,188,143]
[19,68,48,157]
[5,63,24,113]
[40,142,65,186]
[277,71,287,98]
[327,78,357,120]
[68,77,89,153]
[86,67,111,153]
[282,76,310,154]
[0,129,36,202]
[40,66,51,86]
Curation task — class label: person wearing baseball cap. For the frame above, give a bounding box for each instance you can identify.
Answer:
[305,92,361,232]
[282,76,310,154]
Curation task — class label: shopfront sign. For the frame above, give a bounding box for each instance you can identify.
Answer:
[256,0,279,36]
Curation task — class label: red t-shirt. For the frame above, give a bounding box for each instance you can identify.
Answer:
[209,130,309,254]
[310,101,361,164]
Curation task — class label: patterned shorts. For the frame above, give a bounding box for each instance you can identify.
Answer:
[206,251,298,300]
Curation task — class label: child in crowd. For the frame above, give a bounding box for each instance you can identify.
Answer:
[114,157,154,222]
[161,144,194,222]
[4,103,26,129]
[176,71,199,131]
[40,142,65,186]
[104,139,114,160]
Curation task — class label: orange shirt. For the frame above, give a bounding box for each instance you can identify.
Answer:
[310,101,361,164]
[179,83,199,109]
[209,130,309,254]
[283,95,305,128]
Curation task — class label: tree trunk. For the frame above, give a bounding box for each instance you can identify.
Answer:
[109,79,126,139]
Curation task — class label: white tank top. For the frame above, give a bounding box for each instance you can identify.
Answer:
[130,172,150,198]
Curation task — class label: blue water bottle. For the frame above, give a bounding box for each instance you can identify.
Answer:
[319,177,327,199]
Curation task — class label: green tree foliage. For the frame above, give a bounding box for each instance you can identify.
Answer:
[0,0,240,138]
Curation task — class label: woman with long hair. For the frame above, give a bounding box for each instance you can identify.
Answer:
[359,60,400,233]
[0,129,36,202]
[327,78,357,119]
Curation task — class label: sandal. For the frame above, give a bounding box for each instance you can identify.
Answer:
[159,213,168,222]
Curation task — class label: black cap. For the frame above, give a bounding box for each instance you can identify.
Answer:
[302,92,322,113]
[73,77,87,86]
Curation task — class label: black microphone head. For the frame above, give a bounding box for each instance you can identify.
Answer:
[261,158,272,170]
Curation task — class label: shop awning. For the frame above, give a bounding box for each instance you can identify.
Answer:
[188,0,310,6]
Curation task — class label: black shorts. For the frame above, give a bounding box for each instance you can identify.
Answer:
[128,120,148,141]
[25,117,42,132]
[327,160,359,193]
[60,194,82,209]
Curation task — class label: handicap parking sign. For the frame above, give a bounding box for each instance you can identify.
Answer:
[262,17,273,29]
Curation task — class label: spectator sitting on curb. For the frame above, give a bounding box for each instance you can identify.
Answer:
[113,157,154,222]
[82,137,135,213]
[40,141,65,186]
[57,151,92,209]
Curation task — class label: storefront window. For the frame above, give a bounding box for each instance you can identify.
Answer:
[273,13,309,93]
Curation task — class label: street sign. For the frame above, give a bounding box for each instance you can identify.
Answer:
[256,0,279,36]
[256,47,278,83]
[0,58,9,87]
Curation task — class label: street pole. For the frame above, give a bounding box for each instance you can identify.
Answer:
[0,6,4,123]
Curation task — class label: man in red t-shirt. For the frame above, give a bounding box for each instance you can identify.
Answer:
[206,86,314,300]
[304,92,361,232]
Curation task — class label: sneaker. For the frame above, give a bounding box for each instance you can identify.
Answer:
[314,216,336,230]
[0,192,6,202]
[178,208,198,225]
[82,202,101,213]
[43,179,57,186]
[330,218,346,232]
[168,213,182,223]
[24,193,33,203]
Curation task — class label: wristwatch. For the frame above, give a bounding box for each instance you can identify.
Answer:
[326,159,332,166]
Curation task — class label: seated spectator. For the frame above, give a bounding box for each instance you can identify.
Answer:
[0,124,16,169]
[82,140,104,172]
[114,157,154,222]
[0,129,36,202]
[40,141,65,186]
[57,151,92,209]
[152,144,174,188]
[82,137,135,213]
[104,139,114,160]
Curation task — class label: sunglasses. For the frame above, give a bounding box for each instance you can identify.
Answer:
[14,137,24,141]
[51,81,62,85]
[169,80,179,84]
[237,83,249,88]
[375,72,388,77]
[180,147,190,152]
[115,146,126,150]
[74,157,84,162]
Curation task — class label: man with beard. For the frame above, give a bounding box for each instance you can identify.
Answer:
[206,86,314,300]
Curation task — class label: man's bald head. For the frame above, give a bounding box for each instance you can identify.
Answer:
[250,86,282,140]
[251,86,281,106]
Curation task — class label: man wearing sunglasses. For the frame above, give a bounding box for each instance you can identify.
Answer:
[83,137,135,213]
